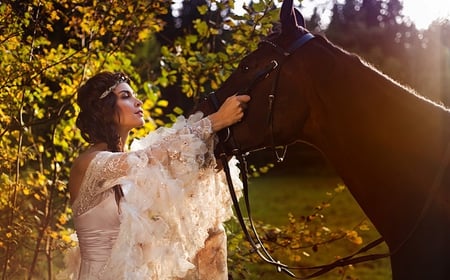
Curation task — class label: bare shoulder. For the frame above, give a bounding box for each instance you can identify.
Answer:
[69,149,102,204]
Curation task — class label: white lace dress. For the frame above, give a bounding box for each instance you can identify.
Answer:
[60,113,242,280]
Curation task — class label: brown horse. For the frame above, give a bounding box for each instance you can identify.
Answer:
[196,0,450,279]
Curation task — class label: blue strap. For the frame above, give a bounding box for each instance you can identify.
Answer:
[286,32,315,55]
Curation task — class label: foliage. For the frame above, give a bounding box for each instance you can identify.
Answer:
[0,0,166,278]
[225,183,380,280]
[1,0,449,279]
[225,168,391,280]
[156,0,278,101]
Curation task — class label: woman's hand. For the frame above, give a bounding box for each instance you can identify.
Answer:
[208,94,251,132]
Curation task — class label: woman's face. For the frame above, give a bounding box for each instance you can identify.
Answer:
[113,82,144,131]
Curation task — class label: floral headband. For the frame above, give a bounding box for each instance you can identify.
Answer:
[99,74,129,99]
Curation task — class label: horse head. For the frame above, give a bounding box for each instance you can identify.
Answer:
[196,0,320,157]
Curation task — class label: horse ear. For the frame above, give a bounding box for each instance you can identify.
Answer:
[280,0,305,31]
[280,0,295,28]
[294,8,305,28]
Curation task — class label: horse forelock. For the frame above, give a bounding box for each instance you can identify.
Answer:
[262,29,281,43]
[259,27,309,53]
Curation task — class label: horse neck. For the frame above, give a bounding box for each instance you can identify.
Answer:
[300,40,450,244]
[302,40,450,175]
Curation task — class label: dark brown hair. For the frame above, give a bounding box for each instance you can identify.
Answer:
[76,71,130,205]
[76,71,130,152]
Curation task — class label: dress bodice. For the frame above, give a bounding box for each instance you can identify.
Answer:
[74,192,120,278]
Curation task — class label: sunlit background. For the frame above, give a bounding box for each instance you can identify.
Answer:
[233,0,450,30]
[402,0,450,29]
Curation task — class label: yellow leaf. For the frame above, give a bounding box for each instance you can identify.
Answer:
[46,23,54,32]
[346,230,363,245]
[58,213,68,225]
[359,224,370,231]
[61,234,72,243]
[50,231,58,239]
[157,100,168,107]
[334,184,346,193]
[197,5,208,15]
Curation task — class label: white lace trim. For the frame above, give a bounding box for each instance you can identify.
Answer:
[60,113,242,279]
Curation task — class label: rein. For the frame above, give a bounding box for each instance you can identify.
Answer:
[208,32,386,279]
[205,32,449,279]
[261,33,315,163]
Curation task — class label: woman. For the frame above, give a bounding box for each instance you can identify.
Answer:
[62,71,250,279]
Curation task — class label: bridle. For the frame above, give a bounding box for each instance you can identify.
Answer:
[203,31,449,279]
[209,33,316,161]
[204,32,391,279]
[204,32,392,279]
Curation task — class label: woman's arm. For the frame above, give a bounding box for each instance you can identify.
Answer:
[71,94,251,215]
[207,94,250,132]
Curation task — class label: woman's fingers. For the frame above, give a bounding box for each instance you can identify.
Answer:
[209,94,251,132]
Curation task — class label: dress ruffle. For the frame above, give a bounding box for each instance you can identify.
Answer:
[60,114,242,279]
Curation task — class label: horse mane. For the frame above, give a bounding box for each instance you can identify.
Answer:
[313,34,450,113]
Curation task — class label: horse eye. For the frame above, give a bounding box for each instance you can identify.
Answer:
[240,65,250,72]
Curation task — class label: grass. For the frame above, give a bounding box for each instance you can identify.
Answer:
[227,144,392,280]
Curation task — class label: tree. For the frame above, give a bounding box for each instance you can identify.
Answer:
[409,20,450,103]
[325,0,450,102]
[0,1,165,278]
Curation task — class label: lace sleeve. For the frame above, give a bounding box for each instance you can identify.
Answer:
[129,113,215,177]
[103,114,241,279]
[71,152,131,217]
[72,113,215,217]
